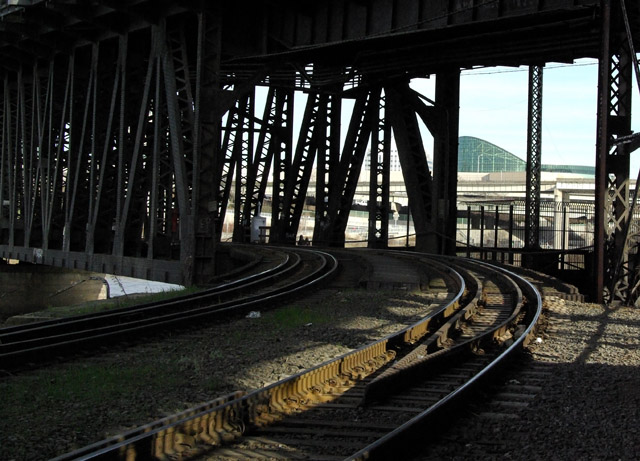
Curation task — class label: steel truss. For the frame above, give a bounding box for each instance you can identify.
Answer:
[312,90,342,247]
[269,88,294,241]
[599,0,640,304]
[525,65,544,253]
[386,83,436,253]
[432,71,461,256]
[1,0,635,292]
[324,87,380,247]
[0,14,224,284]
[368,91,391,249]
[237,87,292,244]
[272,90,325,243]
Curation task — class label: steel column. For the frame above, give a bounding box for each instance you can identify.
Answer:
[325,87,379,247]
[524,65,544,253]
[432,70,461,255]
[386,83,436,253]
[595,0,633,303]
[193,9,223,282]
[0,75,6,245]
[606,0,640,304]
[367,90,390,249]
[233,92,255,242]
[273,90,325,244]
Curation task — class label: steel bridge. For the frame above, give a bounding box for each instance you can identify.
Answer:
[0,0,639,303]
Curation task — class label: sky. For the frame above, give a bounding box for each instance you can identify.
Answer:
[412,58,640,174]
[256,58,640,175]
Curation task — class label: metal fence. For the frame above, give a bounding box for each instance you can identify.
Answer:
[455,200,595,270]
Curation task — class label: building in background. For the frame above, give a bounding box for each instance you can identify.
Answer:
[457,136,595,176]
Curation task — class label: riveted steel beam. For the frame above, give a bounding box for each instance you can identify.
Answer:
[312,89,341,247]
[595,0,634,304]
[524,65,544,254]
[325,87,379,247]
[432,70,460,256]
[367,89,390,249]
[386,83,436,253]
[272,89,325,244]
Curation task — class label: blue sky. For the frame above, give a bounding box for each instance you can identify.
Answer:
[413,58,640,174]
[258,58,639,175]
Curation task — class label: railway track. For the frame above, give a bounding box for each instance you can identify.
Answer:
[53,251,542,461]
[0,246,338,370]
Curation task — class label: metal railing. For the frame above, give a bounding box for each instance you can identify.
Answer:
[456,200,596,271]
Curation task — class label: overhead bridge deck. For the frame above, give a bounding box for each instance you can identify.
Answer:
[0,0,638,302]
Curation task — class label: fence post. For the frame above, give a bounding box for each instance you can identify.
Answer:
[466,205,471,258]
[509,205,514,264]
[562,204,567,270]
[480,206,485,260]
[494,205,499,261]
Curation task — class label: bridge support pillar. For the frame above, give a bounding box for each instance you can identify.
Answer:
[595,0,634,303]
[387,83,437,253]
[367,90,391,249]
[432,70,461,256]
[524,65,544,269]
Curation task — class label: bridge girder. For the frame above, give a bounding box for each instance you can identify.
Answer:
[0,0,638,302]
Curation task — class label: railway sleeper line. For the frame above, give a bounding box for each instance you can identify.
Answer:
[53,252,544,461]
[0,247,338,370]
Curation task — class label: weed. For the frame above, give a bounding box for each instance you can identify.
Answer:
[263,305,331,330]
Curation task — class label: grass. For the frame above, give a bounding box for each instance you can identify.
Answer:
[0,286,433,459]
[262,304,332,330]
[0,361,184,420]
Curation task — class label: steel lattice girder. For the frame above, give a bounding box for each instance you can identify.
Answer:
[324,87,380,247]
[601,0,640,305]
[312,90,341,247]
[385,83,436,253]
[272,90,325,243]
[269,88,294,240]
[368,90,390,249]
[595,0,634,304]
[524,65,544,252]
[0,16,218,284]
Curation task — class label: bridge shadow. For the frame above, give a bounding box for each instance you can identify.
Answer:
[409,301,640,460]
[0,264,107,322]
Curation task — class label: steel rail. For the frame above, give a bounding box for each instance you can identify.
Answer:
[51,251,469,460]
[0,248,337,369]
[50,253,543,461]
[0,250,299,347]
[0,245,291,336]
[350,257,542,460]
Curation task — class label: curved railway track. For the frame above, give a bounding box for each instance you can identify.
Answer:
[0,246,338,370]
[53,251,543,461]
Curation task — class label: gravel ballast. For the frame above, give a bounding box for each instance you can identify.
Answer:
[2,287,640,459]
[415,297,640,460]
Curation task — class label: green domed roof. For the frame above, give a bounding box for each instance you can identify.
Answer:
[457,136,594,175]
[458,136,525,173]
